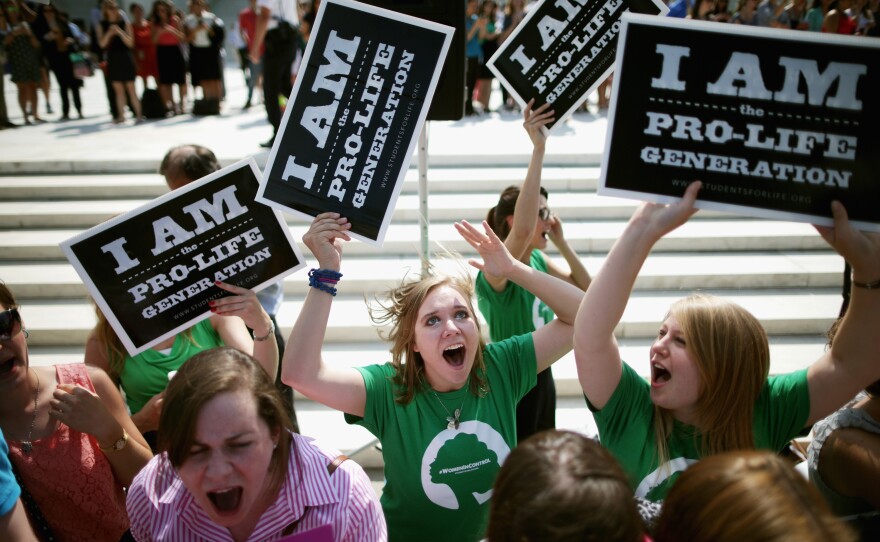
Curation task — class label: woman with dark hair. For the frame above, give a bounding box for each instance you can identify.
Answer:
[2,1,42,124]
[487,430,644,542]
[99,0,142,123]
[150,0,187,114]
[0,281,152,541]
[126,347,385,541]
[130,2,158,89]
[479,100,590,443]
[655,451,856,542]
[184,0,223,103]
[33,2,84,120]
[283,212,583,541]
[574,182,880,502]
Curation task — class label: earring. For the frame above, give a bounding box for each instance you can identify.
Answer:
[23,328,29,339]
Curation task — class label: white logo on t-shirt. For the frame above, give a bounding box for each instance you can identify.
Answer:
[421,421,510,510]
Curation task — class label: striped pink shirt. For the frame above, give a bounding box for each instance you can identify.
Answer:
[126,433,386,541]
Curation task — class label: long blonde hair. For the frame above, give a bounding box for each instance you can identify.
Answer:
[369,271,488,404]
[652,294,770,467]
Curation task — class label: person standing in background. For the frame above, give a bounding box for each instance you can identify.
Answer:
[249,0,298,148]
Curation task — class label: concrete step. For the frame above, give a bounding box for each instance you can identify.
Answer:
[0,219,830,261]
[0,166,603,200]
[17,288,843,348]
[0,192,648,229]
[2,252,844,299]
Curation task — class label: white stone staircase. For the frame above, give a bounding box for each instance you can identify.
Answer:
[0,160,845,470]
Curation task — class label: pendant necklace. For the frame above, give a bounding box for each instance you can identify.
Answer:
[21,369,40,455]
[431,389,465,430]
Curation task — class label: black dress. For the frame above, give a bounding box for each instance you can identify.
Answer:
[101,20,136,82]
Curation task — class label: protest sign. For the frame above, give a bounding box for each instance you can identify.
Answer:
[600,14,880,231]
[487,0,666,131]
[257,0,453,246]
[61,159,304,356]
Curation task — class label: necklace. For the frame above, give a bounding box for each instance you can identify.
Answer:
[431,389,465,430]
[21,369,39,455]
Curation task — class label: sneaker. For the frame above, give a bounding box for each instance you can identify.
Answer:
[259,136,275,148]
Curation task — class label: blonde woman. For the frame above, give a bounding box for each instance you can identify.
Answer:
[573,182,880,501]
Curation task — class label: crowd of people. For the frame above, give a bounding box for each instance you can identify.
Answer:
[0,0,318,133]
[3,0,880,541]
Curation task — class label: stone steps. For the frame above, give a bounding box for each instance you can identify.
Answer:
[0,160,845,461]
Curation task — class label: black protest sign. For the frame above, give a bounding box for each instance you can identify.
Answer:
[487,0,665,131]
[257,0,453,246]
[61,159,304,356]
[600,14,880,231]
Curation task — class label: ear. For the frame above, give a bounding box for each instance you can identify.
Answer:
[505,215,514,228]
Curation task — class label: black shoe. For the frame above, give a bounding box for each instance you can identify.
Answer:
[259,137,275,148]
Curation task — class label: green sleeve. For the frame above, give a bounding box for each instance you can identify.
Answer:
[755,369,811,451]
[484,333,538,403]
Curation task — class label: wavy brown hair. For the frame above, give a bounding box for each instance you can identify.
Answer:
[486,185,549,241]
[369,271,488,404]
[652,294,770,468]
[655,451,856,542]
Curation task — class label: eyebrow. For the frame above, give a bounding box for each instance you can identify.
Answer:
[191,431,254,446]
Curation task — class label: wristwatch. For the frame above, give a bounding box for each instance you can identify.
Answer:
[100,429,129,453]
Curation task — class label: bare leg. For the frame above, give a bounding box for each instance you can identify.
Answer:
[16,83,29,124]
[125,81,142,120]
[112,81,126,122]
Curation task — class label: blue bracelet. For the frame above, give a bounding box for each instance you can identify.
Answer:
[308,268,343,296]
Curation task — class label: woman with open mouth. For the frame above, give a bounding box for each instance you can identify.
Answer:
[283,213,583,541]
[126,347,386,541]
[0,281,153,541]
[477,99,592,444]
[573,181,880,502]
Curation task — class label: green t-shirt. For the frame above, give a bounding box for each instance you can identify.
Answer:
[119,318,224,414]
[475,249,554,343]
[345,333,537,542]
[591,363,811,502]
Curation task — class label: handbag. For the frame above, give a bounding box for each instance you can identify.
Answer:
[70,51,93,79]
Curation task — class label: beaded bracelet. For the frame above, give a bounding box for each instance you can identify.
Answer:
[852,277,880,290]
[309,268,343,296]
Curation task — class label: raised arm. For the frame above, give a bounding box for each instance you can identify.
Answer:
[806,202,880,424]
[482,100,554,292]
[210,281,279,380]
[574,183,701,409]
[546,213,591,290]
[456,219,583,372]
[281,213,367,417]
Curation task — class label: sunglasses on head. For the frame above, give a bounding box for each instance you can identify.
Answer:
[538,207,552,221]
[0,308,22,341]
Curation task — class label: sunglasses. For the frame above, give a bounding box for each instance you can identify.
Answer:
[538,207,552,221]
[0,308,22,341]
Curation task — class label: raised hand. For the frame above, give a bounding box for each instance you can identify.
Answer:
[303,213,351,271]
[629,180,702,242]
[815,202,880,282]
[522,98,555,149]
[210,281,272,335]
[455,219,517,278]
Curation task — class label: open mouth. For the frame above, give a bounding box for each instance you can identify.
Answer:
[443,344,466,367]
[652,363,671,384]
[207,487,242,513]
[0,357,15,376]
